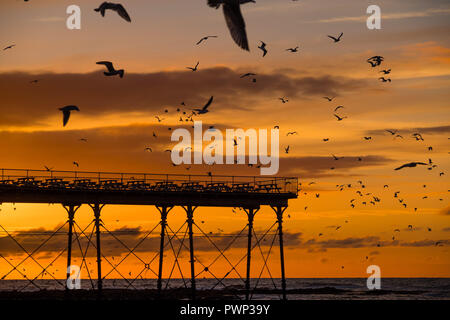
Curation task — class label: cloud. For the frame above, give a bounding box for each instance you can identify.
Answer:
[278,155,393,177]
[0,225,302,257]
[300,236,449,250]
[0,124,393,177]
[366,125,450,137]
[317,8,450,23]
[0,68,366,127]
[304,236,380,249]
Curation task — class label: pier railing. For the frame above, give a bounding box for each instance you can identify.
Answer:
[0,168,298,195]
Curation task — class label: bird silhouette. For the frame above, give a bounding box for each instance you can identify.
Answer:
[367,56,384,67]
[59,105,79,127]
[94,2,131,22]
[207,0,255,51]
[386,129,397,135]
[394,162,427,170]
[3,44,15,50]
[286,46,299,52]
[96,61,124,78]
[328,32,343,43]
[334,114,347,121]
[258,41,267,57]
[193,96,214,114]
[196,35,218,45]
[240,72,256,78]
[186,61,199,71]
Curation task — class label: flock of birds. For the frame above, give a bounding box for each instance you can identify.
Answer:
[2,0,448,271]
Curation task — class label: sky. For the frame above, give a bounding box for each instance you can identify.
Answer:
[0,0,449,281]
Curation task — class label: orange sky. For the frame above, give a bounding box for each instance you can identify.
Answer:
[0,0,449,280]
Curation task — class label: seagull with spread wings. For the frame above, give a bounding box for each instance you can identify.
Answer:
[94,2,131,22]
[240,72,256,78]
[3,44,15,51]
[193,96,214,114]
[394,162,428,170]
[96,61,124,78]
[196,35,218,45]
[328,32,343,43]
[207,0,255,51]
[59,105,79,127]
[286,46,299,52]
[186,61,199,72]
[258,41,267,57]
[334,114,347,121]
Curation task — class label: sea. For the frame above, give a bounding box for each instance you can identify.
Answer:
[0,278,449,300]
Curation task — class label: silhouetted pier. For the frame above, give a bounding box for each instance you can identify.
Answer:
[0,168,298,300]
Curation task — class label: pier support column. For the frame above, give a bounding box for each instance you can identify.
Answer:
[63,204,81,290]
[271,205,288,300]
[89,203,105,293]
[156,205,173,295]
[183,205,197,300]
[243,207,259,300]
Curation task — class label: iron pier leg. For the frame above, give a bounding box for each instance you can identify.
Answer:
[91,203,104,293]
[244,208,257,300]
[156,206,172,296]
[184,206,197,300]
[63,204,80,290]
[273,206,287,300]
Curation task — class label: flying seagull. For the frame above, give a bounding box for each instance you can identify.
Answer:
[323,96,335,102]
[286,46,299,52]
[328,32,343,43]
[96,61,124,78]
[394,162,427,170]
[207,0,254,51]
[367,56,384,67]
[334,114,347,121]
[186,61,199,71]
[94,2,131,22]
[193,96,214,114]
[258,41,267,57]
[59,105,79,127]
[196,35,218,45]
[386,129,397,135]
[240,72,256,78]
[3,44,15,51]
